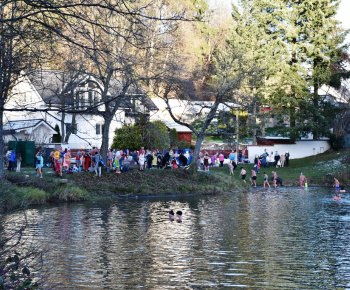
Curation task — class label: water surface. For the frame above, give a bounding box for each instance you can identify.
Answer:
[2,187,350,289]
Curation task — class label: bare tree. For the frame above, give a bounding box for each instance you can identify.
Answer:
[154,39,261,173]
[0,0,186,178]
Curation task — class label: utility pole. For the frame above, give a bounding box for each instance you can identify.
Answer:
[235,106,239,163]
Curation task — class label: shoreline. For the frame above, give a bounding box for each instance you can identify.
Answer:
[1,148,349,213]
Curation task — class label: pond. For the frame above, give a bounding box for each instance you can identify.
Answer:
[2,187,350,289]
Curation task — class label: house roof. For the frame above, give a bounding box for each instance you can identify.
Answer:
[26,70,157,111]
[3,119,57,135]
[163,121,193,133]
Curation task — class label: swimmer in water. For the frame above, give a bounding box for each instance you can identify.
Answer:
[333,177,340,190]
[340,186,346,193]
[333,192,342,200]
[176,210,182,222]
[169,210,175,220]
[263,172,270,188]
[300,172,307,187]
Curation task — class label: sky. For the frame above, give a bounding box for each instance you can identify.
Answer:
[337,0,350,43]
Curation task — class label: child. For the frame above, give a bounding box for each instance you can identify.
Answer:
[172,158,178,169]
[263,172,270,188]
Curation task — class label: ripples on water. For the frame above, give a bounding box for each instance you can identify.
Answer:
[2,187,350,289]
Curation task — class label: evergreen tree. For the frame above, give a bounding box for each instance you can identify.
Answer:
[52,124,61,143]
[239,0,348,140]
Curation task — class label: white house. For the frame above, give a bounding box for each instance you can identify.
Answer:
[4,70,157,149]
[3,119,57,144]
[150,97,239,123]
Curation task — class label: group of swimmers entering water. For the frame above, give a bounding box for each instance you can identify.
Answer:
[239,167,283,188]
[168,179,345,222]
[238,167,345,200]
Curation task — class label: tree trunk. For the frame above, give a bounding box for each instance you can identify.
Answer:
[60,112,66,144]
[100,116,112,162]
[252,101,257,145]
[188,134,204,174]
[64,113,76,143]
[0,106,4,179]
[312,68,319,140]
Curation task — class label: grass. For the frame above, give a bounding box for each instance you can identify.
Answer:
[233,148,350,187]
[1,148,349,213]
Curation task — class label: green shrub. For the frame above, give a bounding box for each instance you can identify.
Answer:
[329,133,345,150]
[0,184,48,212]
[54,185,89,201]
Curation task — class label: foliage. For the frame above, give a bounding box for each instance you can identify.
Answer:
[191,118,217,135]
[112,121,170,150]
[169,129,179,148]
[178,141,191,150]
[52,124,61,143]
[112,125,143,150]
[238,0,348,140]
[143,120,170,149]
[0,184,48,212]
[329,133,345,150]
[54,185,89,201]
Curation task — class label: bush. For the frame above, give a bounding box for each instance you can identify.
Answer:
[178,141,191,150]
[54,185,89,201]
[329,134,344,150]
[0,184,48,212]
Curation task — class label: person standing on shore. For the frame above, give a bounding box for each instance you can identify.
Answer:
[94,151,102,177]
[16,152,22,172]
[285,151,290,167]
[219,152,224,167]
[35,151,44,178]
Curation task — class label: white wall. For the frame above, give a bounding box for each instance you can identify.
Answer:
[247,140,331,162]
[5,77,126,150]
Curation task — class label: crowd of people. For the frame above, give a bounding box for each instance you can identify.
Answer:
[47,147,194,177]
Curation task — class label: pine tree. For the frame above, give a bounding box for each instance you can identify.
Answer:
[239,0,347,140]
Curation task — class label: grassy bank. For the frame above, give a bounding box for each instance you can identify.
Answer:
[1,148,349,213]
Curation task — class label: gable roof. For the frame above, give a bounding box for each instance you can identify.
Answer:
[163,121,192,133]
[26,70,157,110]
[3,119,57,135]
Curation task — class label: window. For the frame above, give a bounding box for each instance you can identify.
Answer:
[96,124,104,135]
[125,108,133,118]
[66,123,77,134]
[88,91,93,106]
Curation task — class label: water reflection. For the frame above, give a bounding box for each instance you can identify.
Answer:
[2,187,350,288]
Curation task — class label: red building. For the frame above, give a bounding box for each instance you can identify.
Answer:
[163,121,193,144]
